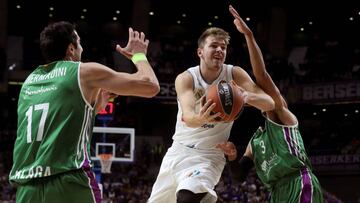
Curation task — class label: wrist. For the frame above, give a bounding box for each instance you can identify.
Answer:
[227,154,237,162]
[131,53,148,64]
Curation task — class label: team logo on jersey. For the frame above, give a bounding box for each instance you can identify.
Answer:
[194,88,205,114]
[187,169,201,177]
[260,153,280,178]
[194,88,205,100]
[201,123,215,128]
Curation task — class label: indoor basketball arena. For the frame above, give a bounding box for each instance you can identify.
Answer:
[0,0,359,202]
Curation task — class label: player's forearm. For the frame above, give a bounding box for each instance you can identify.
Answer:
[245,91,275,112]
[243,35,280,110]
[182,113,205,128]
[244,34,267,79]
[133,61,160,97]
[134,60,159,86]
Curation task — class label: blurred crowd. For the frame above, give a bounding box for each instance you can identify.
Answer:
[0,153,346,203]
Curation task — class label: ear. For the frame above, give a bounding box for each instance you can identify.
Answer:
[197,48,202,57]
[66,43,75,56]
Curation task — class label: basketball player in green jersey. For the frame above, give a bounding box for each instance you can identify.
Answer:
[217,5,324,203]
[9,21,159,203]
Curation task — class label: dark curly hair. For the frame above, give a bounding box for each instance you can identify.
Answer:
[40,21,78,62]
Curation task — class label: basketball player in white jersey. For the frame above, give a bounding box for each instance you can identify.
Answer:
[148,27,275,203]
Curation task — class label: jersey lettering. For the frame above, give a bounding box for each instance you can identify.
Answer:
[12,166,51,180]
[26,103,49,143]
[260,140,266,154]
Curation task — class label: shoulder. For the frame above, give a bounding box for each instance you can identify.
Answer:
[231,65,254,87]
[175,70,193,83]
[231,65,249,77]
[175,71,194,92]
[80,62,114,77]
[80,62,103,70]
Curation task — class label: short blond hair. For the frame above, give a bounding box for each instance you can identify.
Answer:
[197,27,230,48]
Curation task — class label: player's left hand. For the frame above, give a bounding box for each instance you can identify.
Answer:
[229,5,253,36]
[95,90,118,114]
[216,141,237,161]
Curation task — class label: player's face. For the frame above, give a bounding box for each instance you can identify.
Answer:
[72,31,83,61]
[198,35,227,69]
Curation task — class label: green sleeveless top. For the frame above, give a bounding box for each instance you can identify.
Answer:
[250,116,312,190]
[9,61,95,184]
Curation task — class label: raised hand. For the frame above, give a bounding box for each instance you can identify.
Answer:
[229,5,252,36]
[116,27,149,59]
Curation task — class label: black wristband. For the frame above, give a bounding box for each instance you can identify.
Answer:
[238,156,254,182]
[228,156,254,182]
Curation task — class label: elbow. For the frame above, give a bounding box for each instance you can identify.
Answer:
[259,93,276,112]
[131,70,160,97]
[256,95,275,112]
[140,76,160,98]
[246,92,275,112]
[184,121,197,128]
[181,116,192,127]
[259,94,275,112]
[269,101,276,111]
[264,97,275,111]
[143,83,160,98]
[182,115,199,128]
[151,83,161,97]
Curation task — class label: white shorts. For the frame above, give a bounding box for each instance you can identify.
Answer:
[148,141,226,203]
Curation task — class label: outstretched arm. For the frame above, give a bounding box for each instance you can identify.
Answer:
[81,27,160,102]
[229,5,297,125]
[229,5,282,106]
[232,67,275,112]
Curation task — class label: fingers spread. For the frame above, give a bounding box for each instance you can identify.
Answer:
[200,99,213,114]
[205,102,217,116]
[208,112,222,122]
[140,32,145,42]
[134,31,139,39]
[128,27,134,39]
[116,44,122,51]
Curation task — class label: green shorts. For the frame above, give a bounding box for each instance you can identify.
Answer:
[16,169,101,203]
[270,168,324,203]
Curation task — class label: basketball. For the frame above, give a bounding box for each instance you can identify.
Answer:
[206,80,245,122]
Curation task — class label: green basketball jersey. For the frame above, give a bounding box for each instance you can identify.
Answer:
[10,61,95,184]
[250,117,312,189]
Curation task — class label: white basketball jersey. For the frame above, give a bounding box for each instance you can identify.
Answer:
[172,64,235,149]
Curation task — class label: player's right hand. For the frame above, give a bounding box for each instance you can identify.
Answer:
[199,96,223,124]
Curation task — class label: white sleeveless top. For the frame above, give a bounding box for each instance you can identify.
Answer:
[172,64,235,149]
